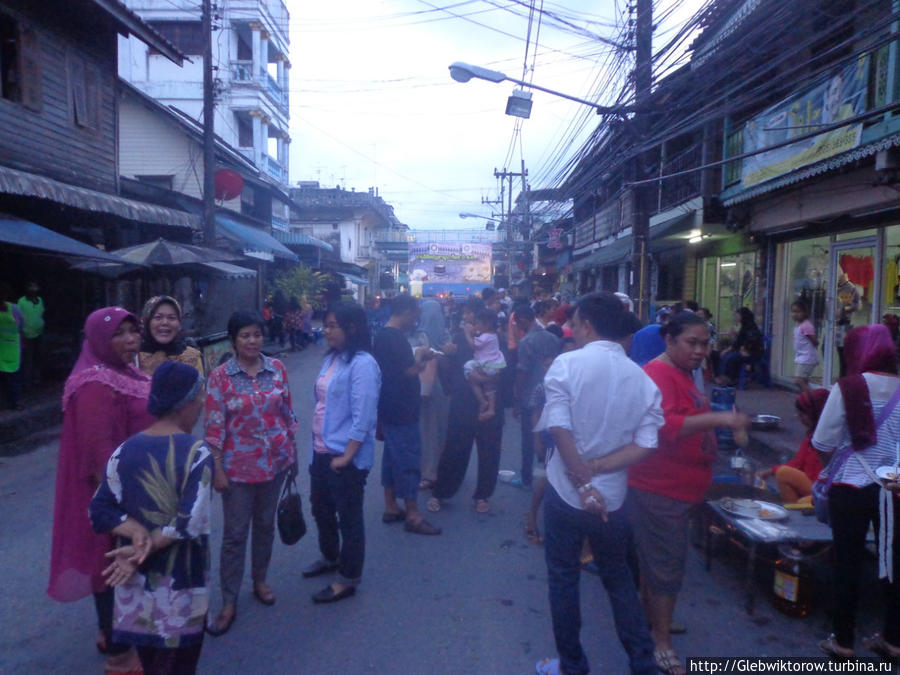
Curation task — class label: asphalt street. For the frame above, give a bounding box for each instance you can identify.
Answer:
[0,341,884,674]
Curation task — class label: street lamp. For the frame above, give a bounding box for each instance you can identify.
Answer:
[459,212,496,231]
[449,61,637,116]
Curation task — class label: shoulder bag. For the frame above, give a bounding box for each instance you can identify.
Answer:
[812,381,900,524]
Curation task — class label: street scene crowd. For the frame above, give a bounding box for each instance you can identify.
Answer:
[2,284,895,675]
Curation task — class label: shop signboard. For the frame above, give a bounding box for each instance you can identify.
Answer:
[741,55,869,188]
[408,241,492,296]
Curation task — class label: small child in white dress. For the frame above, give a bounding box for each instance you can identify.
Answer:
[463,308,506,421]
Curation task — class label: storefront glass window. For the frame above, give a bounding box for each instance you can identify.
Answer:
[779,236,829,384]
[698,252,757,338]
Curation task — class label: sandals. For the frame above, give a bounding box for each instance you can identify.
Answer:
[475,499,490,514]
[863,633,900,660]
[206,606,237,637]
[818,634,855,660]
[654,648,685,675]
[426,497,441,512]
[253,582,275,605]
[382,510,407,523]
[535,657,560,675]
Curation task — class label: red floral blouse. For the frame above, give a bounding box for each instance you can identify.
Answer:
[204,355,298,483]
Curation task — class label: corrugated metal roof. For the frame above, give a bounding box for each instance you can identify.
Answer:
[199,261,258,279]
[0,166,199,229]
[722,133,900,206]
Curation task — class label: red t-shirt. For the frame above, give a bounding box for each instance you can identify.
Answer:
[628,359,716,503]
[772,435,822,483]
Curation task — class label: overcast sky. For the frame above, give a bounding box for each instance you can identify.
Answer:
[286,1,702,230]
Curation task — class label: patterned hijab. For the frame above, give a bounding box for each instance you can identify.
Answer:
[63,307,150,410]
[140,295,187,356]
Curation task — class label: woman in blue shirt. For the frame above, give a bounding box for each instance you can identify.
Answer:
[303,301,381,603]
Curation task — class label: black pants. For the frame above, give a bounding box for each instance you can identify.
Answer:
[520,406,535,486]
[432,402,503,501]
[93,589,130,656]
[829,483,900,648]
[136,642,203,675]
[309,452,368,585]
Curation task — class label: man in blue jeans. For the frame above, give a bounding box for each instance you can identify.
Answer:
[373,294,441,535]
[535,292,663,675]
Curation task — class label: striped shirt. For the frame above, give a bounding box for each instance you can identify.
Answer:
[812,372,900,487]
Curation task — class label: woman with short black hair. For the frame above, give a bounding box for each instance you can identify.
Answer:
[204,310,298,635]
[303,301,381,603]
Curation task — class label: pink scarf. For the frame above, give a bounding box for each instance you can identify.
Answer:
[62,306,150,411]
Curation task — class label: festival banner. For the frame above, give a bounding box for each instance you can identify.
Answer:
[408,241,492,296]
[741,55,869,188]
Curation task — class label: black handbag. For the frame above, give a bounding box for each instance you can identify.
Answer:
[277,475,306,545]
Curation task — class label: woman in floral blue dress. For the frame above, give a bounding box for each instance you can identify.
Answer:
[90,361,212,675]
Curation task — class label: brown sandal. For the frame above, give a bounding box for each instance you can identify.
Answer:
[206,606,237,637]
[653,648,684,675]
[863,633,900,660]
[818,634,855,660]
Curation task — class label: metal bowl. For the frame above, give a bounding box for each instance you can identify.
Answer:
[498,470,516,483]
[751,414,781,431]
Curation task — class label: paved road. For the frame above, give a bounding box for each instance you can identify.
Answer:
[0,342,882,674]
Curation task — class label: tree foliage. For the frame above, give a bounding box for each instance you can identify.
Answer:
[271,264,329,309]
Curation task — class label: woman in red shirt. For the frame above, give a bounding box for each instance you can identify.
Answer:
[628,312,750,675]
[757,388,828,503]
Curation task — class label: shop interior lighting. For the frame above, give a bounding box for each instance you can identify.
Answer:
[720,262,737,267]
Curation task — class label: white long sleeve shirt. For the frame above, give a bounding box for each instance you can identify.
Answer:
[535,340,664,511]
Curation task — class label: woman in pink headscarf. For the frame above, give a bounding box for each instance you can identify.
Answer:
[48,307,154,671]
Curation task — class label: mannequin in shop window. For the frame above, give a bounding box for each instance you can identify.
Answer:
[835,271,861,378]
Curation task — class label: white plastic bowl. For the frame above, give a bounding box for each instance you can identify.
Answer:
[498,470,515,483]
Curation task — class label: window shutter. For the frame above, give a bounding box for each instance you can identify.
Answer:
[18,26,40,111]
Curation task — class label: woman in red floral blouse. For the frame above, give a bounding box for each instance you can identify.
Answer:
[204,311,298,636]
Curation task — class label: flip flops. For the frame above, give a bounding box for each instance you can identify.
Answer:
[863,633,900,660]
[535,657,560,675]
[654,648,685,675]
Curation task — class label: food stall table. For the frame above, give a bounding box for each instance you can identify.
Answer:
[703,500,834,614]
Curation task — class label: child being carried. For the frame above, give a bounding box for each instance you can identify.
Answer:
[463,308,507,421]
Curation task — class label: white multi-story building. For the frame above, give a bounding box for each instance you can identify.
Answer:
[117,0,291,228]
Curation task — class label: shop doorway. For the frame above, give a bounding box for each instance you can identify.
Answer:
[824,237,879,384]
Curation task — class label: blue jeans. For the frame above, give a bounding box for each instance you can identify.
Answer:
[543,485,656,675]
[381,422,422,502]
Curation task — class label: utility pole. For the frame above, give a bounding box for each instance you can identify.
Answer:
[494,167,527,288]
[630,0,653,320]
[202,0,216,246]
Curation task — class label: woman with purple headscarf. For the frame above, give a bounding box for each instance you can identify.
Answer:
[48,307,155,671]
[813,324,900,660]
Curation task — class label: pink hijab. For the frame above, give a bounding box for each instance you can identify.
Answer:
[62,306,149,410]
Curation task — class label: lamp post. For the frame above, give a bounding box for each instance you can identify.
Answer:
[448,61,638,117]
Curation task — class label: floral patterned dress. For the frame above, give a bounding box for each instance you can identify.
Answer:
[90,433,212,648]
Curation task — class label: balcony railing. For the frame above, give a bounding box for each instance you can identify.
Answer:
[266,74,288,109]
[261,155,287,184]
[232,60,253,82]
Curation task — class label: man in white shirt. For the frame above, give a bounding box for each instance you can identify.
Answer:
[535,292,663,675]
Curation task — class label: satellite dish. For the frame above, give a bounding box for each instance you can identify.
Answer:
[215,170,245,201]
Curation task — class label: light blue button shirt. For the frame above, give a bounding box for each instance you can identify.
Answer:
[310,350,381,470]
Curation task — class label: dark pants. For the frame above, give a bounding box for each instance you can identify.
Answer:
[543,485,656,675]
[21,335,41,385]
[93,589,130,656]
[0,369,20,409]
[432,404,503,501]
[136,642,203,675]
[520,406,535,486]
[219,471,285,605]
[309,452,368,585]
[829,483,900,648]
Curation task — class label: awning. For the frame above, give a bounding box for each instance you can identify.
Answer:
[0,214,129,262]
[215,214,298,262]
[272,229,333,252]
[343,273,369,286]
[198,261,257,279]
[0,166,199,230]
[649,212,696,253]
[572,237,632,271]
